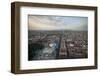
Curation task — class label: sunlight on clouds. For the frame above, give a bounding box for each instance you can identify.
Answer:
[29,19,68,30]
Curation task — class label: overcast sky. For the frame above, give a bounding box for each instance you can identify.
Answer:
[28,15,88,31]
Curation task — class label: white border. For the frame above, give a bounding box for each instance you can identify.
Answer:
[20,7,95,70]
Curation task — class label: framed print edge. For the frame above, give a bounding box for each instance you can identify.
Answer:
[94,7,98,69]
[11,2,98,74]
[11,2,20,73]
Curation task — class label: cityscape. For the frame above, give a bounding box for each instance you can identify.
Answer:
[28,30,88,60]
[28,15,88,61]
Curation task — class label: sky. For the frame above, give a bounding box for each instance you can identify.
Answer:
[28,15,88,31]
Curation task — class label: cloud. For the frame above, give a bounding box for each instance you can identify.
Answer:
[28,15,88,31]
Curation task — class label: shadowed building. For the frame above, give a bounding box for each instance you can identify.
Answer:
[59,37,68,59]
